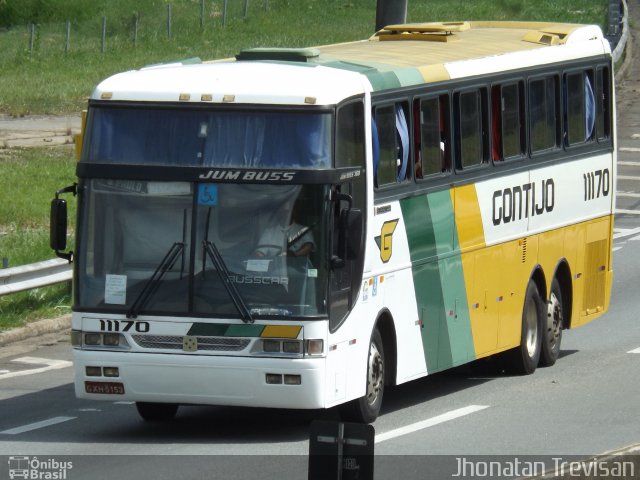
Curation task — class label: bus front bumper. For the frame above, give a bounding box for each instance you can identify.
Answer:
[73,349,327,409]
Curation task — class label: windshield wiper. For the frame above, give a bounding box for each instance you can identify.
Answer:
[203,240,254,324]
[127,242,184,319]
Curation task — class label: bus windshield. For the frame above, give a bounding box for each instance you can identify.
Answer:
[76,179,329,318]
[84,106,332,168]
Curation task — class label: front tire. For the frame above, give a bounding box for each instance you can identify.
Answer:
[540,278,563,367]
[507,281,544,375]
[136,402,179,421]
[341,329,384,423]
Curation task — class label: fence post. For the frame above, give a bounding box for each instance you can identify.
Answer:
[167,3,172,39]
[244,0,250,19]
[263,0,269,11]
[2,258,8,269]
[65,20,71,54]
[133,13,138,48]
[223,0,228,27]
[101,16,106,53]
[29,23,35,53]
[201,0,205,29]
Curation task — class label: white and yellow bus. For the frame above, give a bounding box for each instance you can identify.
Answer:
[51,20,615,423]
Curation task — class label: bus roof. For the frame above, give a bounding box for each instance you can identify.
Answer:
[91,21,609,106]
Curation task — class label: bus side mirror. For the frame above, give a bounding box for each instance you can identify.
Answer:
[50,184,77,262]
[50,198,68,252]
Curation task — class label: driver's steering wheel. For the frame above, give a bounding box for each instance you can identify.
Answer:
[254,244,283,258]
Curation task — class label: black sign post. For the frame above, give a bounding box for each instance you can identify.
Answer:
[308,420,375,480]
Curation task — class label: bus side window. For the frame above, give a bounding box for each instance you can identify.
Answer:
[503,82,526,160]
[529,76,560,153]
[415,95,450,179]
[455,89,488,170]
[565,70,595,146]
[373,102,410,187]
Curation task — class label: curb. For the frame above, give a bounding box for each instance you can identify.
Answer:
[0,314,71,346]
[536,443,640,479]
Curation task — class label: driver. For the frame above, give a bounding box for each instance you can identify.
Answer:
[254,202,315,258]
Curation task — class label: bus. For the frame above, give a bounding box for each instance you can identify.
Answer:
[51,20,615,423]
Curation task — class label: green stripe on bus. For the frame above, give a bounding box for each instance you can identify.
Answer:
[364,71,402,91]
[400,190,476,372]
[394,68,426,87]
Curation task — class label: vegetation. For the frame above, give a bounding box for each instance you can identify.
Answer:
[0,0,609,330]
[0,0,608,115]
[0,147,76,331]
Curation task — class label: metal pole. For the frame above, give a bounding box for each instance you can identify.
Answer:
[222,0,228,27]
[65,20,70,54]
[101,16,106,53]
[201,0,205,29]
[167,3,172,39]
[2,258,8,269]
[29,23,35,53]
[244,0,249,19]
[375,0,407,31]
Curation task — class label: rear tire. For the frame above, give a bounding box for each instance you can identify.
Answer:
[136,402,179,421]
[507,281,544,375]
[540,278,563,367]
[341,329,384,423]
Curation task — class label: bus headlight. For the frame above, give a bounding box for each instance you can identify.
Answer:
[305,339,324,356]
[72,330,130,350]
[85,333,102,346]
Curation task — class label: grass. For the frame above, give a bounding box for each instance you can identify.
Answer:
[0,147,76,331]
[0,0,611,330]
[0,0,609,115]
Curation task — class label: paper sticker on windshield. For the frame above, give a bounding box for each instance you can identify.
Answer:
[246,259,270,273]
[198,184,218,206]
[105,274,127,305]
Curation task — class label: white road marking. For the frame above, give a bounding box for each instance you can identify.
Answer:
[628,347,640,354]
[375,405,489,444]
[0,357,72,380]
[113,401,135,405]
[619,148,640,153]
[617,192,640,198]
[0,416,76,435]
[0,370,9,374]
[613,227,640,239]
[612,247,622,252]
[618,175,640,181]
[616,209,640,215]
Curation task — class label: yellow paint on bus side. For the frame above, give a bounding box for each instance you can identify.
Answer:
[451,180,613,359]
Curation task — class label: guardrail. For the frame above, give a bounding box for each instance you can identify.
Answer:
[608,0,629,64]
[0,258,72,297]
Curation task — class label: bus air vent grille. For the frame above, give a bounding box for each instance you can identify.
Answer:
[132,335,250,352]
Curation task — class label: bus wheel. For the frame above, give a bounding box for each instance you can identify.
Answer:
[136,402,179,421]
[540,278,563,367]
[341,329,384,423]
[508,281,544,375]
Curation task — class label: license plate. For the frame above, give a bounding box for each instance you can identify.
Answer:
[85,381,125,395]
